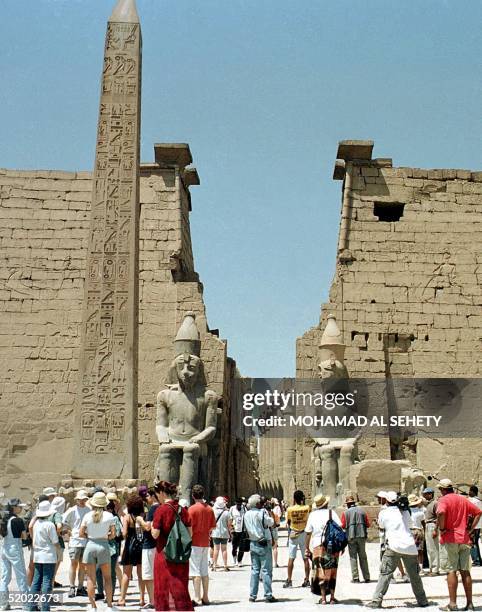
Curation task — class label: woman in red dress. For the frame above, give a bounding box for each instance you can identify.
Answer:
[151,481,193,611]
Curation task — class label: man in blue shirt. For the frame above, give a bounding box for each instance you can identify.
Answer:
[244,495,277,604]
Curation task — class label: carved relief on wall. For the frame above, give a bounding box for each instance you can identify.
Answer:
[77,20,140,457]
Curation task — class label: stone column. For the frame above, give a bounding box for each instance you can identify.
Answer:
[283,437,296,500]
[72,0,141,479]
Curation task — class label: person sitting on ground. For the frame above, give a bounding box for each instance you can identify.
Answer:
[366,491,429,609]
[341,494,370,584]
[285,490,311,588]
[436,478,482,612]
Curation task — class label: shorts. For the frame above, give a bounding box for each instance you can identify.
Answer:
[288,532,306,560]
[271,527,279,542]
[212,538,228,545]
[440,543,472,572]
[411,528,424,551]
[142,547,156,580]
[68,546,86,561]
[313,545,340,570]
[189,546,209,577]
[82,539,111,566]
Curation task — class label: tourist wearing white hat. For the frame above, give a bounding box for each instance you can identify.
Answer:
[49,497,66,589]
[0,498,28,611]
[63,490,90,598]
[436,478,482,611]
[30,501,59,611]
[42,489,56,503]
[366,491,429,608]
[79,492,116,611]
[211,497,231,571]
[374,491,388,561]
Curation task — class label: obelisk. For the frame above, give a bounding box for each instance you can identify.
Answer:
[72,0,141,478]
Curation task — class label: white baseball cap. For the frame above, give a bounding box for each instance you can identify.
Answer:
[376,490,388,499]
[385,491,398,503]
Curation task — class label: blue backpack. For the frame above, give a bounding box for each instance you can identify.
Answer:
[322,510,348,553]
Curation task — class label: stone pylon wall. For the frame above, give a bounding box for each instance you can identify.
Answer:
[294,145,482,493]
[0,153,248,498]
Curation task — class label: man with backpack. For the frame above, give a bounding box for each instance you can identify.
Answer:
[366,491,430,609]
[341,494,371,583]
[304,494,345,605]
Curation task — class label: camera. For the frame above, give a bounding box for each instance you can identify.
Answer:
[396,494,410,513]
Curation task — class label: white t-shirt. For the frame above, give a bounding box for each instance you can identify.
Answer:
[81,511,114,540]
[305,508,341,548]
[469,496,482,529]
[33,519,59,563]
[409,507,425,530]
[228,505,245,533]
[63,505,90,547]
[378,506,417,555]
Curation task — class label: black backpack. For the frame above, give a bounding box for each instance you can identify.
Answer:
[127,515,144,558]
[0,510,12,538]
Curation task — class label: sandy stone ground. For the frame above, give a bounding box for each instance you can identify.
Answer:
[6,532,482,610]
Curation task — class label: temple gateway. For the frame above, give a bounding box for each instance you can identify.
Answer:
[1,0,481,504]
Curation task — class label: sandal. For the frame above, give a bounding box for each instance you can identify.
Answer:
[318,599,327,605]
[439,606,458,611]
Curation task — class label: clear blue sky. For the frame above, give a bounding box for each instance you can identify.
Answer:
[1,1,481,376]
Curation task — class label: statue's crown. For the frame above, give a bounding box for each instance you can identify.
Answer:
[319,314,345,361]
[174,311,201,357]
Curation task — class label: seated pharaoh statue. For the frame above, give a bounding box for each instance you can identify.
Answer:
[313,315,357,505]
[155,312,220,500]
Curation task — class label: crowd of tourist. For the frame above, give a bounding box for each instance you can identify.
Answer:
[0,478,481,610]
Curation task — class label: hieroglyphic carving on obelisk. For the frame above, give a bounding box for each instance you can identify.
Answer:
[73,0,141,478]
